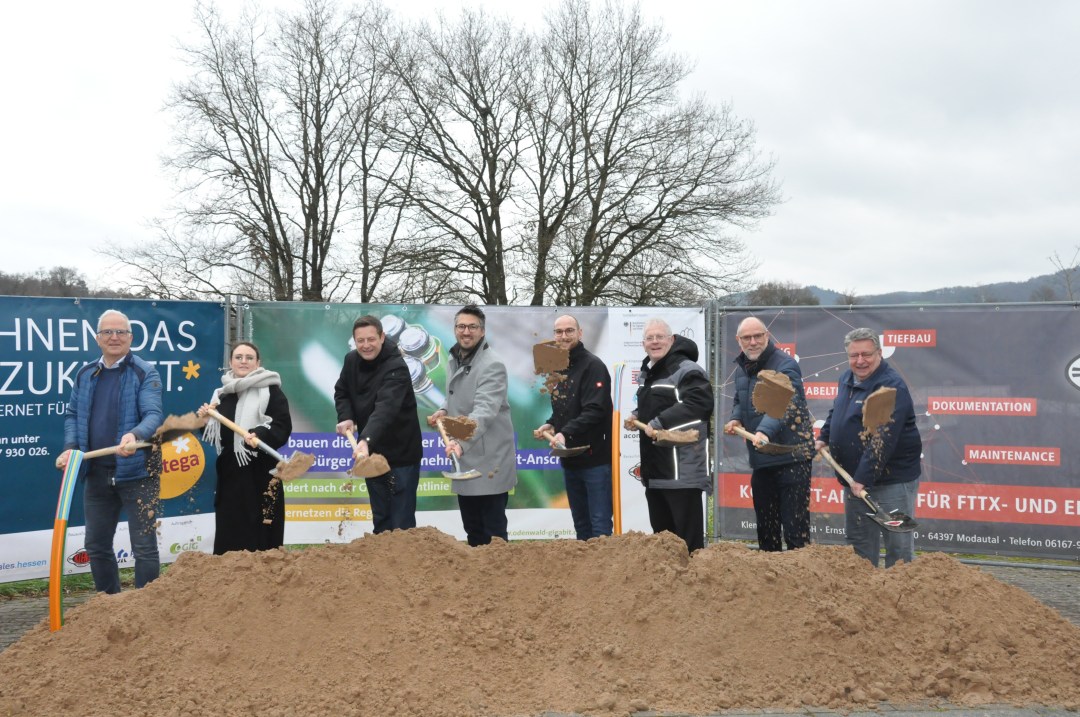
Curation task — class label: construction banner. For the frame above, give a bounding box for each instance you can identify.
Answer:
[715,304,1080,560]
[246,303,705,544]
[0,297,226,582]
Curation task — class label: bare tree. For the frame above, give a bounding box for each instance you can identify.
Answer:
[384,9,534,305]
[1049,247,1080,301]
[520,0,776,306]
[109,0,410,302]
[748,281,820,306]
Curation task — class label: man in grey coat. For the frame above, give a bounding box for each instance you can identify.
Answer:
[427,305,518,546]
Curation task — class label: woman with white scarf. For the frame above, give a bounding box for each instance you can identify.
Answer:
[197,341,292,554]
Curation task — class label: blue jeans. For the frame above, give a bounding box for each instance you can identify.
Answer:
[563,464,613,540]
[366,464,420,534]
[845,479,919,568]
[83,466,161,594]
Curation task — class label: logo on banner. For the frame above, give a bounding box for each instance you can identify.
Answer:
[629,463,642,482]
[159,433,206,499]
[882,329,937,347]
[66,549,91,567]
[1067,355,1080,392]
[775,342,797,359]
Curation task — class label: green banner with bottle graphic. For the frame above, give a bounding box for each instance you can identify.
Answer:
[247,303,706,543]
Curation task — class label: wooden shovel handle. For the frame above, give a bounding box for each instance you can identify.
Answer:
[206,408,285,463]
[62,441,153,465]
[540,429,566,449]
[631,419,656,435]
[435,418,454,449]
[343,428,359,449]
[729,425,768,447]
[818,446,866,499]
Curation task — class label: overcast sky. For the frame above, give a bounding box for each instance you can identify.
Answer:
[2,0,1077,297]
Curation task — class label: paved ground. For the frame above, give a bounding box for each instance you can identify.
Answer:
[2,565,1078,716]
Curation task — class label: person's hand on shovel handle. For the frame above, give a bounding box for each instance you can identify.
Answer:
[426,410,447,429]
[337,420,370,460]
[724,420,769,449]
[624,414,656,439]
[816,442,866,499]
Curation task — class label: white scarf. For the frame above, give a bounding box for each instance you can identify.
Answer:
[202,367,282,467]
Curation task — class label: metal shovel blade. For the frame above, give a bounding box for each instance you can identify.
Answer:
[541,430,589,458]
[351,453,390,479]
[272,451,316,481]
[819,447,917,533]
[729,425,798,454]
[435,418,481,480]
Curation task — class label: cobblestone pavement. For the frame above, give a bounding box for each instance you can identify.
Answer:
[2,567,1078,716]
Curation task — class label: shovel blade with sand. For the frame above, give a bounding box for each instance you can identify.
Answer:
[435,418,481,480]
[206,408,314,481]
[818,447,917,533]
[862,386,897,433]
[728,425,798,455]
[532,341,569,375]
[342,429,391,479]
[540,429,589,458]
[632,419,699,447]
[751,370,796,419]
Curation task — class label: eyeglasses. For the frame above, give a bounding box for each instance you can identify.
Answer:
[97,329,132,337]
[643,334,670,343]
[847,350,879,360]
[737,332,766,343]
[553,328,578,336]
[455,323,483,332]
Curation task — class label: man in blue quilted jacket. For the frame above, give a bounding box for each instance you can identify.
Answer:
[57,309,163,594]
[724,316,815,551]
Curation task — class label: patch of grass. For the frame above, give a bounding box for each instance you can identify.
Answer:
[0,566,175,600]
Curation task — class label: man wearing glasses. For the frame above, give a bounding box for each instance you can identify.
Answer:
[724,316,814,551]
[623,318,713,552]
[815,327,921,568]
[533,314,613,540]
[427,305,518,546]
[56,309,164,593]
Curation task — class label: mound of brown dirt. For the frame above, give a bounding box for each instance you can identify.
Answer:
[2,529,1079,716]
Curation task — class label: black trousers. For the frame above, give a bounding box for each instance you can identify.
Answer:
[644,487,704,552]
[750,460,812,551]
[457,492,509,546]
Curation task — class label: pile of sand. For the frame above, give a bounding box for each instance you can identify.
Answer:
[2,528,1079,716]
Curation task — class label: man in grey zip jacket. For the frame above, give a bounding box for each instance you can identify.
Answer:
[427,305,518,546]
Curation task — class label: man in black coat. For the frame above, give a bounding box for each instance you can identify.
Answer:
[533,314,613,540]
[335,315,423,533]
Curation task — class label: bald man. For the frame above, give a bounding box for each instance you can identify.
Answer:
[533,314,613,539]
[724,317,814,551]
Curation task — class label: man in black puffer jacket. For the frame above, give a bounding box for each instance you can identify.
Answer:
[533,314,613,540]
[624,318,713,552]
[335,315,423,533]
[724,316,814,551]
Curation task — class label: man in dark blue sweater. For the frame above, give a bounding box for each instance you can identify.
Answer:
[534,314,613,540]
[58,309,163,593]
[816,327,922,568]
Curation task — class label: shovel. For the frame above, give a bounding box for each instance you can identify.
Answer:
[435,418,481,480]
[728,425,799,455]
[818,447,917,533]
[342,429,391,479]
[540,429,590,458]
[862,386,897,433]
[205,408,314,481]
[751,370,796,419]
[49,412,208,631]
[631,419,699,447]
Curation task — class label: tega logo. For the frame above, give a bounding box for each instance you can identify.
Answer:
[159,433,206,499]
